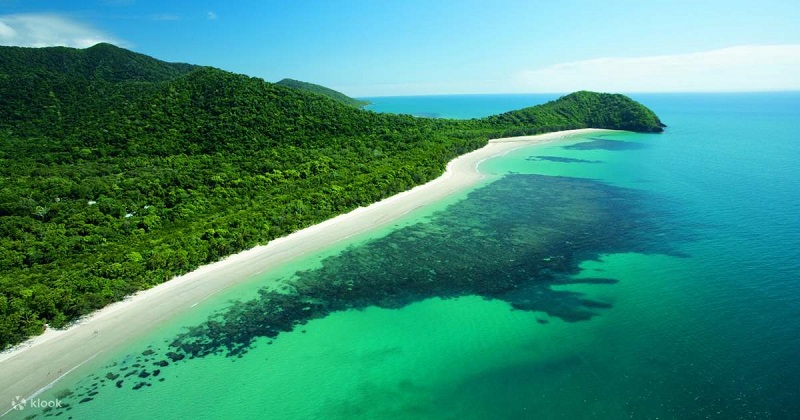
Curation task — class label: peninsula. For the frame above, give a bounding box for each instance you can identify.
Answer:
[0,43,665,354]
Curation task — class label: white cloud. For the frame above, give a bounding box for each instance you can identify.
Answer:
[515,45,800,93]
[0,21,17,39]
[207,11,217,20]
[0,13,125,48]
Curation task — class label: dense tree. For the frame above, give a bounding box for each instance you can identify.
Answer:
[0,43,664,349]
[276,78,370,107]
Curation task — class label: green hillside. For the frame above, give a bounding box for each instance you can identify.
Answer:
[0,44,664,349]
[276,78,369,107]
[485,91,666,135]
[0,42,195,83]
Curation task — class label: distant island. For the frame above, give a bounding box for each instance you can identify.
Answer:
[0,43,664,349]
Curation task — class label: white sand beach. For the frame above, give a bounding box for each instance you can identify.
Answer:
[0,128,615,412]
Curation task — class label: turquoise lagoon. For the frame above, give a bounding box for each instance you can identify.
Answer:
[16,93,800,419]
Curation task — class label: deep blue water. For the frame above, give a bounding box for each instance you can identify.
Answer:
[369,91,800,417]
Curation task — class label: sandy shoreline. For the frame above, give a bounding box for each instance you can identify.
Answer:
[0,128,614,412]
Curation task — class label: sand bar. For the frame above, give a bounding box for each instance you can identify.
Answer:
[0,128,615,412]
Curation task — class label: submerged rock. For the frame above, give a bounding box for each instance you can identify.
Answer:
[61,173,682,405]
[166,352,185,362]
[163,174,675,360]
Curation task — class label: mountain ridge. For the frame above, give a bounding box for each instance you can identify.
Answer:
[276,78,369,107]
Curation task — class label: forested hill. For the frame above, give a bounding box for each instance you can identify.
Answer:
[485,91,666,134]
[276,78,369,107]
[0,42,197,135]
[0,42,195,83]
[0,44,664,349]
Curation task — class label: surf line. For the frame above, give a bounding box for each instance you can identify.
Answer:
[1,351,102,417]
[190,285,232,308]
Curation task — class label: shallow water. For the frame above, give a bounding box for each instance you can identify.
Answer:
[16,93,800,419]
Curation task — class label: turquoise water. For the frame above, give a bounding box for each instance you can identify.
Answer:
[16,93,800,419]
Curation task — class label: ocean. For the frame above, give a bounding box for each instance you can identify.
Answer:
[13,92,800,419]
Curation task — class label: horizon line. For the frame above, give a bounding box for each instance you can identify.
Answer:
[356,90,800,99]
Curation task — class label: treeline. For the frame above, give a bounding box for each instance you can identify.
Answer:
[484,90,665,135]
[0,43,664,349]
[276,78,370,107]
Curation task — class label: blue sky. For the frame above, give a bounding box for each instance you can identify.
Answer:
[2,0,799,96]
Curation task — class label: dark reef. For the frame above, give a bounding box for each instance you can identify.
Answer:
[41,173,687,416]
[563,138,649,151]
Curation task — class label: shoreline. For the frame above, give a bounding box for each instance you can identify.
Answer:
[0,128,615,411]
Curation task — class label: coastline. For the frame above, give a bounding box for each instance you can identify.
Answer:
[0,128,615,412]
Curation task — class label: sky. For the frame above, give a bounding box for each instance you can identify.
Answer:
[1,0,800,97]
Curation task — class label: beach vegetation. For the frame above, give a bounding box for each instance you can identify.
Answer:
[0,43,664,349]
